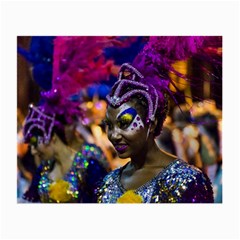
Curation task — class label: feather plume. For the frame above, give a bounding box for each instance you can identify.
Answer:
[52,36,117,98]
[41,36,121,124]
[132,36,222,107]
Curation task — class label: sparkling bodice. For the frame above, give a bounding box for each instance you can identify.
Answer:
[23,143,109,203]
[97,159,214,203]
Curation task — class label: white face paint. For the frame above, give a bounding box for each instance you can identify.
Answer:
[116,103,144,132]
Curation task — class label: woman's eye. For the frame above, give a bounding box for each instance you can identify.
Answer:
[30,136,38,148]
[103,120,113,131]
[117,114,133,129]
[117,119,131,129]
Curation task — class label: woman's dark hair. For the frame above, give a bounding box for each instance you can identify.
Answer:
[53,114,68,145]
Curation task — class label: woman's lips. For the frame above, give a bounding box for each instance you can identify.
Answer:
[114,144,128,153]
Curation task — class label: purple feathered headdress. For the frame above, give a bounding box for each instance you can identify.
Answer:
[23,36,119,143]
[131,36,222,102]
[107,36,222,135]
[23,103,55,144]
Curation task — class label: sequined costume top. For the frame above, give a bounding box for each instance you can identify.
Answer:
[97,159,214,203]
[23,143,109,203]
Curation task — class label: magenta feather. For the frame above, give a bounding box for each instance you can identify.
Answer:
[41,36,119,124]
[131,36,222,108]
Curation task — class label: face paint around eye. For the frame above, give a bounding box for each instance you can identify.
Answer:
[29,135,45,148]
[121,113,133,122]
[117,108,136,129]
[129,114,144,131]
[117,113,133,128]
[30,136,38,148]
[117,107,144,131]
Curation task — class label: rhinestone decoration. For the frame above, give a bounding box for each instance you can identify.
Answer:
[97,159,214,203]
[106,64,159,122]
[37,143,108,203]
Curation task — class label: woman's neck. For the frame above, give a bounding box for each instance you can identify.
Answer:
[130,139,176,170]
[54,141,77,175]
[130,138,159,169]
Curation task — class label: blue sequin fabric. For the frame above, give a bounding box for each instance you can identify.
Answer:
[23,143,109,203]
[97,159,214,203]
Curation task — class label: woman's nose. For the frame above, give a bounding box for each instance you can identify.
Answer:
[109,127,122,142]
[30,145,38,155]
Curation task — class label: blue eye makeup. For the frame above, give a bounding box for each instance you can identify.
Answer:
[104,106,144,132]
[117,108,137,129]
[118,108,137,119]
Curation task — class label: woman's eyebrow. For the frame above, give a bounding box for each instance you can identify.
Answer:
[102,118,110,124]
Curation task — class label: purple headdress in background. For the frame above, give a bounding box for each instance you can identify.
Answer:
[107,36,222,132]
[23,104,55,144]
[43,36,118,122]
[23,36,119,143]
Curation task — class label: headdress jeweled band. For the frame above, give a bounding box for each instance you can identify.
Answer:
[106,63,159,122]
[23,104,56,144]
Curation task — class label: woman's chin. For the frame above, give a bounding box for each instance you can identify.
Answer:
[117,151,130,159]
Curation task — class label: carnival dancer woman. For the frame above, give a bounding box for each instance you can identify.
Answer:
[21,36,115,203]
[97,36,221,203]
[22,100,109,203]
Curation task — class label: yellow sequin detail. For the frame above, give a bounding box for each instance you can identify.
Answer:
[49,179,72,203]
[117,190,143,203]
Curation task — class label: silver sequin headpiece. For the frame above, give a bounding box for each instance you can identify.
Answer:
[23,104,56,144]
[106,63,159,122]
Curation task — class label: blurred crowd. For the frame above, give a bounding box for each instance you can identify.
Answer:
[156,100,222,202]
